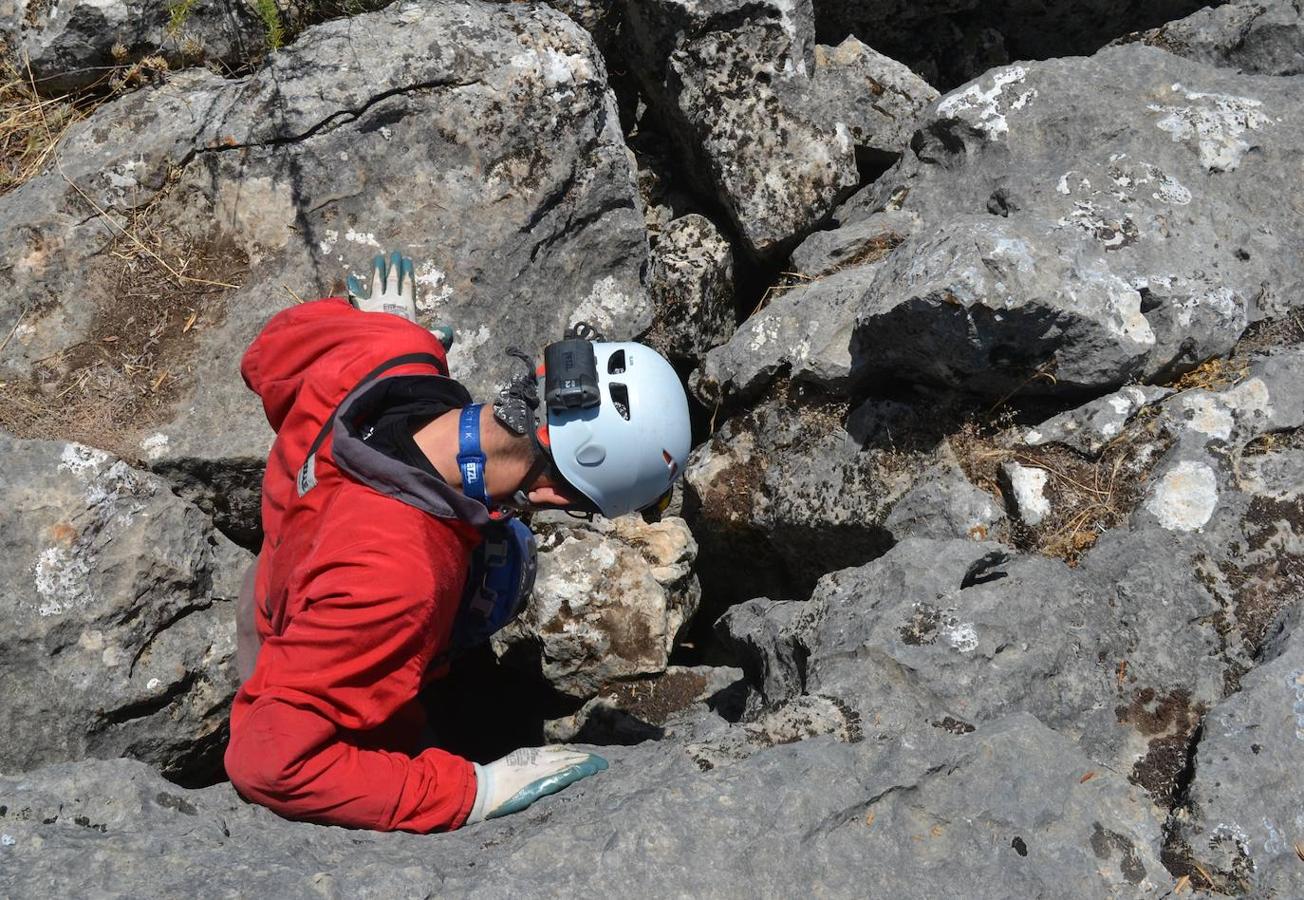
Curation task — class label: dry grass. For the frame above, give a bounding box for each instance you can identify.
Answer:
[0,199,247,460]
[0,59,92,194]
[1167,355,1248,393]
[950,407,1169,565]
[0,48,176,197]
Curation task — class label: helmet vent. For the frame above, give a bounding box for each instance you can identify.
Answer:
[607,350,626,374]
[662,449,678,476]
[609,383,631,420]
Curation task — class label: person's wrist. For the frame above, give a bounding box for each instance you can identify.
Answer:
[467,762,489,825]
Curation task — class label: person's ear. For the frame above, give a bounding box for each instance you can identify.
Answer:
[526,484,575,507]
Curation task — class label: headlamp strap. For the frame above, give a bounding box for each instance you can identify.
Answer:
[457,404,489,505]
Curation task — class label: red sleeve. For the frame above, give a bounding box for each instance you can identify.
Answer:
[225,527,476,832]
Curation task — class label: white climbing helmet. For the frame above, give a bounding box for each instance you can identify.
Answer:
[540,340,691,518]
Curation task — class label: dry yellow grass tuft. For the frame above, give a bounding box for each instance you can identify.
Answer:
[950,406,1169,566]
[1168,355,1247,393]
[0,59,92,194]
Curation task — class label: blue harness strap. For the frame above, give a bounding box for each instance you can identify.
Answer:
[457,404,489,505]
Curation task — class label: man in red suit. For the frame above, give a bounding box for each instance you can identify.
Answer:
[226,252,692,831]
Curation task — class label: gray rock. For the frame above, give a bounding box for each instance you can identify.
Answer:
[856,214,1160,395]
[1119,0,1304,77]
[692,264,868,405]
[828,47,1304,397]
[789,206,914,278]
[886,456,1005,541]
[0,0,649,540]
[544,664,745,743]
[0,712,1171,897]
[0,434,247,782]
[1025,384,1173,457]
[493,515,699,700]
[685,393,915,604]
[645,214,736,368]
[716,595,821,704]
[622,0,933,258]
[5,0,265,95]
[1172,618,1304,894]
[807,36,940,162]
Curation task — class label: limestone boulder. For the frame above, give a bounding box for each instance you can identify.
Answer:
[0,434,247,783]
[819,47,1304,397]
[622,0,934,258]
[493,514,700,700]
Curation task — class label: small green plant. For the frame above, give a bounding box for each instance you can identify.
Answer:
[166,0,199,35]
[253,0,285,50]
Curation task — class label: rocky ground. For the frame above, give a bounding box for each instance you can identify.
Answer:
[2,0,1303,896]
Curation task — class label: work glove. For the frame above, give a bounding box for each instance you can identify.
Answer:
[346,250,455,350]
[348,250,418,323]
[466,747,608,824]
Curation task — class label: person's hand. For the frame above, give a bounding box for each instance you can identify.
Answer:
[346,250,456,349]
[347,250,418,323]
[467,747,608,824]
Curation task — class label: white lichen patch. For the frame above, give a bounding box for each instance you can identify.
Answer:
[34,546,92,616]
[1149,85,1272,172]
[510,46,595,91]
[942,620,979,653]
[344,228,382,249]
[414,262,454,313]
[937,65,1031,139]
[447,324,492,382]
[318,228,339,255]
[140,432,170,461]
[570,275,645,337]
[1145,460,1218,532]
[59,443,109,478]
[1180,393,1234,441]
[1152,171,1192,205]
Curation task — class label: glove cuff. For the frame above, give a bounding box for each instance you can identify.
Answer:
[467,762,490,825]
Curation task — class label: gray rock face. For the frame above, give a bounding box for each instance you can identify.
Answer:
[685,393,914,604]
[1173,621,1304,894]
[622,0,933,258]
[1024,384,1173,457]
[0,0,649,540]
[0,712,1171,897]
[4,0,265,95]
[829,46,1304,397]
[886,456,1005,542]
[645,214,736,368]
[1121,0,1304,77]
[493,515,700,700]
[0,434,247,782]
[693,265,867,405]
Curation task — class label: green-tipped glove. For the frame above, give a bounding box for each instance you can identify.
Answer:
[466,747,609,824]
[346,250,455,350]
[347,251,418,323]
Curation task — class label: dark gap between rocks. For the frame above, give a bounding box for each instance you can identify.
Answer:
[815,0,1223,90]
[420,643,585,763]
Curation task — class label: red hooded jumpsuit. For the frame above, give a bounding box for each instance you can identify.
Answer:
[226,297,488,831]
